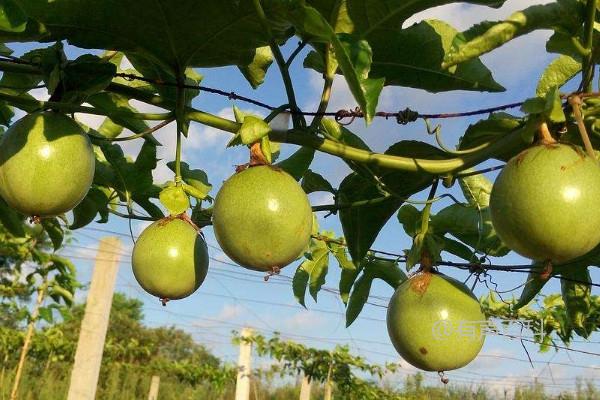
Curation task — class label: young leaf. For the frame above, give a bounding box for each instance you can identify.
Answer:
[41,218,64,251]
[443,0,583,68]
[308,245,330,302]
[514,266,549,310]
[275,146,315,181]
[167,161,212,200]
[293,261,311,308]
[0,197,25,237]
[238,46,273,89]
[345,273,373,327]
[70,187,110,229]
[536,55,581,98]
[301,169,335,194]
[159,185,190,216]
[561,268,592,336]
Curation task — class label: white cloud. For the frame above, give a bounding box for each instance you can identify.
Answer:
[283,310,325,331]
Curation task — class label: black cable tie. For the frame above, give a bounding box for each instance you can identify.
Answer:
[396,108,419,125]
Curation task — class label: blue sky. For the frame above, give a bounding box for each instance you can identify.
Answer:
[9,0,600,396]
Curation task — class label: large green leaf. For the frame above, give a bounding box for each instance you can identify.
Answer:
[536,55,581,98]
[370,20,503,92]
[0,0,28,33]
[303,1,505,92]
[18,0,293,72]
[443,0,583,68]
[561,268,592,337]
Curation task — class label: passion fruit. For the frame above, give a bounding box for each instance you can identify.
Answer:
[132,217,209,300]
[489,143,600,263]
[212,165,313,272]
[0,111,95,217]
[386,272,486,372]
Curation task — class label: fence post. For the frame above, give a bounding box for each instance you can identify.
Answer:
[299,374,311,400]
[235,327,253,400]
[147,375,160,400]
[66,237,122,400]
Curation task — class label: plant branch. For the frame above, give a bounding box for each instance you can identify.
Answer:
[581,0,597,92]
[89,117,175,142]
[310,48,335,130]
[285,41,307,68]
[0,91,171,120]
[252,0,304,128]
[107,208,158,221]
[568,95,596,158]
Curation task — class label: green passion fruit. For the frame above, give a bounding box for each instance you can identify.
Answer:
[212,165,313,272]
[132,217,209,300]
[386,272,486,372]
[0,111,95,217]
[490,143,600,263]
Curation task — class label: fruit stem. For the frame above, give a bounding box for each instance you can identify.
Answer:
[310,46,335,130]
[568,96,596,158]
[175,73,185,185]
[537,122,556,145]
[419,180,439,272]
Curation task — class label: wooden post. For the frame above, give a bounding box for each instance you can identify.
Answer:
[299,374,311,400]
[234,327,253,400]
[66,237,122,400]
[10,279,47,400]
[324,359,333,400]
[147,375,160,400]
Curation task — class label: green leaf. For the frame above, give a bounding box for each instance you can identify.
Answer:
[86,92,159,144]
[239,116,271,146]
[329,243,359,305]
[159,185,190,216]
[70,187,110,229]
[293,261,311,308]
[514,267,549,310]
[364,257,407,290]
[37,306,53,323]
[238,46,273,89]
[286,5,384,123]
[346,273,373,327]
[19,0,293,72]
[369,19,503,92]
[308,244,330,302]
[536,55,581,98]
[0,197,25,236]
[275,146,315,181]
[57,54,117,105]
[0,0,28,32]
[443,0,583,68]
[167,161,212,200]
[442,237,476,261]
[544,86,566,123]
[338,173,402,263]
[561,268,592,336]
[41,218,64,251]
[339,141,441,263]
[458,113,529,161]
[97,141,163,219]
[301,169,335,194]
[397,205,421,237]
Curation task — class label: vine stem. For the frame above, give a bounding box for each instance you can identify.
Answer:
[89,117,175,142]
[107,81,527,175]
[0,91,170,120]
[581,0,597,92]
[174,73,186,184]
[252,0,304,128]
[310,46,335,129]
[568,95,596,158]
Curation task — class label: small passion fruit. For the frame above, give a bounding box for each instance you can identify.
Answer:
[386,272,486,372]
[0,111,95,217]
[212,165,313,272]
[490,143,600,263]
[132,217,209,301]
